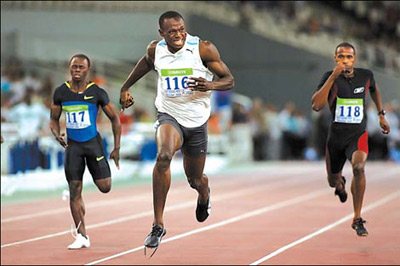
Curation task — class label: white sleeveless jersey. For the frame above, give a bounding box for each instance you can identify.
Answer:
[154,34,214,128]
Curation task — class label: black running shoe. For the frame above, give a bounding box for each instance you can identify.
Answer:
[144,225,166,248]
[351,217,368,237]
[196,187,211,222]
[334,176,347,203]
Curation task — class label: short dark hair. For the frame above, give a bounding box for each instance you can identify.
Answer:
[69,54,91,67]
[159,11,184,29]
[335,42,356,55]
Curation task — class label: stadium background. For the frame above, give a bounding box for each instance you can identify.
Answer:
[1,0,400,193]
[1,0,400,194]
[1,2,400,264]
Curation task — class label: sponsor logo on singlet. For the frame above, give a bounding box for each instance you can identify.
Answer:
[353,87,365,94]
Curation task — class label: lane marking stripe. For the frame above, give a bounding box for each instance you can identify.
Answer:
[249,190,400,265]
[1,173,318,248]
[85,189,329,265]
[2,167,318,223]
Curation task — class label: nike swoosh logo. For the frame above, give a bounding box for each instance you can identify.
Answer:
[96,156,104,161]
[84,96,94,100]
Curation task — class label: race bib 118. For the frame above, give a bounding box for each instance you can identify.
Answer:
[334,97,364,124]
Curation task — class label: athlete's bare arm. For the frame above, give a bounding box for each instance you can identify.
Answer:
[312,62,346,111]
[50,104,68,148]
[187,40,234,92]
[370,84,390,134]
[102,103,121,168]
[119,41,158,111]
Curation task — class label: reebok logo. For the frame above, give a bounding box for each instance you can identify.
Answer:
[96,156,104,161]
[84,95,94,100]
[354,87,364,94]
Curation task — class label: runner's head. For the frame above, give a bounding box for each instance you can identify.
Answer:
[69,54,90,82]
[334,42,356,74]
[158,11,187,53]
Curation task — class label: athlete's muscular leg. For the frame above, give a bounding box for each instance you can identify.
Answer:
[152,124,182,227]
[350,150,367,220]
[183,154,209,205]
[68,180,87,237]
[94,178,111,193]
[325,154,344,191]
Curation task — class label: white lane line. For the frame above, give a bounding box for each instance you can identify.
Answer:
[85,168,400,265]
[3,167,397,250]
[249,190,400,265]
[0,173,318,248]
[1,193,150,223]
[1,167,317,223]
[85,189,329,265]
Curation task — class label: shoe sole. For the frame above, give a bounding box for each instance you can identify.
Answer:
[68,245,90,250]
[68,241,90,250]
[144,230,166,248]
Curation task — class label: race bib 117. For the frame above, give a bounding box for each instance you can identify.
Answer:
[62,105,91,129]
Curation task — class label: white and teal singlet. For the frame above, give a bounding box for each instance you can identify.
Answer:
[154,34,214,128]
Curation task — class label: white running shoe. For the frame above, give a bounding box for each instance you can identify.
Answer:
[68,233,90,249]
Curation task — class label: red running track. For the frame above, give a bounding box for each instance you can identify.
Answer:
[1,161,399,265]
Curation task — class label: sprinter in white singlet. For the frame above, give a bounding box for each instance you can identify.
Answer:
[120,11,234,252]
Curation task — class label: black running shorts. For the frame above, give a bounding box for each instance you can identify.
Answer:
[156,112,208,158]
[64,134,111,181]
[326,130,368,174]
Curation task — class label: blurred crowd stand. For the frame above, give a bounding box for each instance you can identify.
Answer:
[2,0,400,175]
[236,1,400,75]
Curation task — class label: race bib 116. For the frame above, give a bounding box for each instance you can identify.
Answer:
[334,97,364,124]
[161,68,194,97]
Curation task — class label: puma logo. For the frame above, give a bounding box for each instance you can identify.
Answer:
[84,95,94,100]
[96,156,104,161]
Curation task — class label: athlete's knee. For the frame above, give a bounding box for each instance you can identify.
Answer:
[98,184,111,193]
[156,151,173,171]
[352,163,365,177]
[187,174,206,190]
[96,179,111,193]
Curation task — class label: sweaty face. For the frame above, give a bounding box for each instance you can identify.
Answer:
[159,17,187,53]
[69,57,89,82]
[335,47,356,74]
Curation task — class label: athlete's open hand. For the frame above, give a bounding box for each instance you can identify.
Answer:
[120,90,135,112]
[187,77,212,92]
[379,116,390,134]
[110,148,120,170]
[55,132,68,148]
